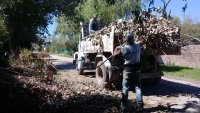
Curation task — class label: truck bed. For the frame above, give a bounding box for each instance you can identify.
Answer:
[80,22,181,55]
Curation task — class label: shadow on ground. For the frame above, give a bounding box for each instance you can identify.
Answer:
[141,79,200,112]
[142,79,200,98]
[80,71,200,112]
[46,58,58,61]
[56,63,75,70]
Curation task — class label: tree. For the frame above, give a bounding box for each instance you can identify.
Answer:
[171,16,181,26]
[53,0,141,55]
[54,15,80,54]
[77,0,141,23]
[54,16,81,38]
[0,18,9,57]
[170,15,200,43]
[0,0,82,57]
[181,16,200,42]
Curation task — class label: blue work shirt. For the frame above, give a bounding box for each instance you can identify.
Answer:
[121,43,141,65]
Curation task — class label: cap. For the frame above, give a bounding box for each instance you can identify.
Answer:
[125,33,134,42]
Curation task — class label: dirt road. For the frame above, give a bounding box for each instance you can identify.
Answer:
[50,54,200,113]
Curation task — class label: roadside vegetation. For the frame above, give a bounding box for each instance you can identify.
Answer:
[0,0,200,112]
[161,65,200,81]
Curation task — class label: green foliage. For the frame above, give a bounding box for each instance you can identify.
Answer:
[160,65,200,81]
[171,15,200,42]
[2,0,54,55]
[77,0,141,23]
[54,16,81,37]
[34,59,45,68]
[181,16,200,40]
[54,16,79,55]
[46,46,56,53]
[53,0,141,54]
[35,45,43,52]
[171,16,181,26]
[0,18,9,56]
[65,36,78,53]
[0,0,82,57]
[8,55,16,66]
[20,48,31,55]
[0,0,192,59]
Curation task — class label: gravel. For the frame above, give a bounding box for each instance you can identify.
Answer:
[50,54,200,113]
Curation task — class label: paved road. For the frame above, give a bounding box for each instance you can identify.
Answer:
[50,54,200,113]
[49,55,75,70]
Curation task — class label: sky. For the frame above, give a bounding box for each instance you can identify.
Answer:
[47,0,200,35]
[153,0,200,18]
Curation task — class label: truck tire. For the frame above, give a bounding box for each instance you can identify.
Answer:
[78,68,84,75]
[141,78,154,86]
[151,63,162,85]
[152,77,161,85]
[96,61,110,88]
[111,76,122,90]
[76,60,84,75]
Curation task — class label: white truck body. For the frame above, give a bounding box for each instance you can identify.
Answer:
[73,22,180,88]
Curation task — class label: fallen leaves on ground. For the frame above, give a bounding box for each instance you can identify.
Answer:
[0,67,140,113]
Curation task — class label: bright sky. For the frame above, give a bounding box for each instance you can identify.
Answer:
[47,0,200,35]
[47,17,57,35]
[153,0,200,18]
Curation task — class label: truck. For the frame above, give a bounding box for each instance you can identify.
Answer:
[73,21,181,89]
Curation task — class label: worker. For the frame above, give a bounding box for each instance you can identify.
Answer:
[89,14,100,34]
[112,33,145,112]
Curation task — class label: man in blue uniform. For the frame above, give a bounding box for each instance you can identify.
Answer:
[113,33,145,112]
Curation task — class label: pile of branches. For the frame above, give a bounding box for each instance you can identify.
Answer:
[0,53,174,113]
[85,7,182,49]
[37,51,51,58]
[0,68,139,113]
[0,68,175,113]
[11,52,57,76]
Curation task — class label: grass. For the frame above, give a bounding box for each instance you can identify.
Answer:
[160,64,200,81]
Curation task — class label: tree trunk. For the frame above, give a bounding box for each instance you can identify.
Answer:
[10,32,20,58]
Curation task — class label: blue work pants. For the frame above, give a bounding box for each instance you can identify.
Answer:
[121,70,143,107]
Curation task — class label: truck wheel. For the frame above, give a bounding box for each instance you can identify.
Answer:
[78,68,84,75]
[151,63,162,85]
[141,79,148,86]
[76,60,84,75]
[152,77,161,85]
[96,61,110,88]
